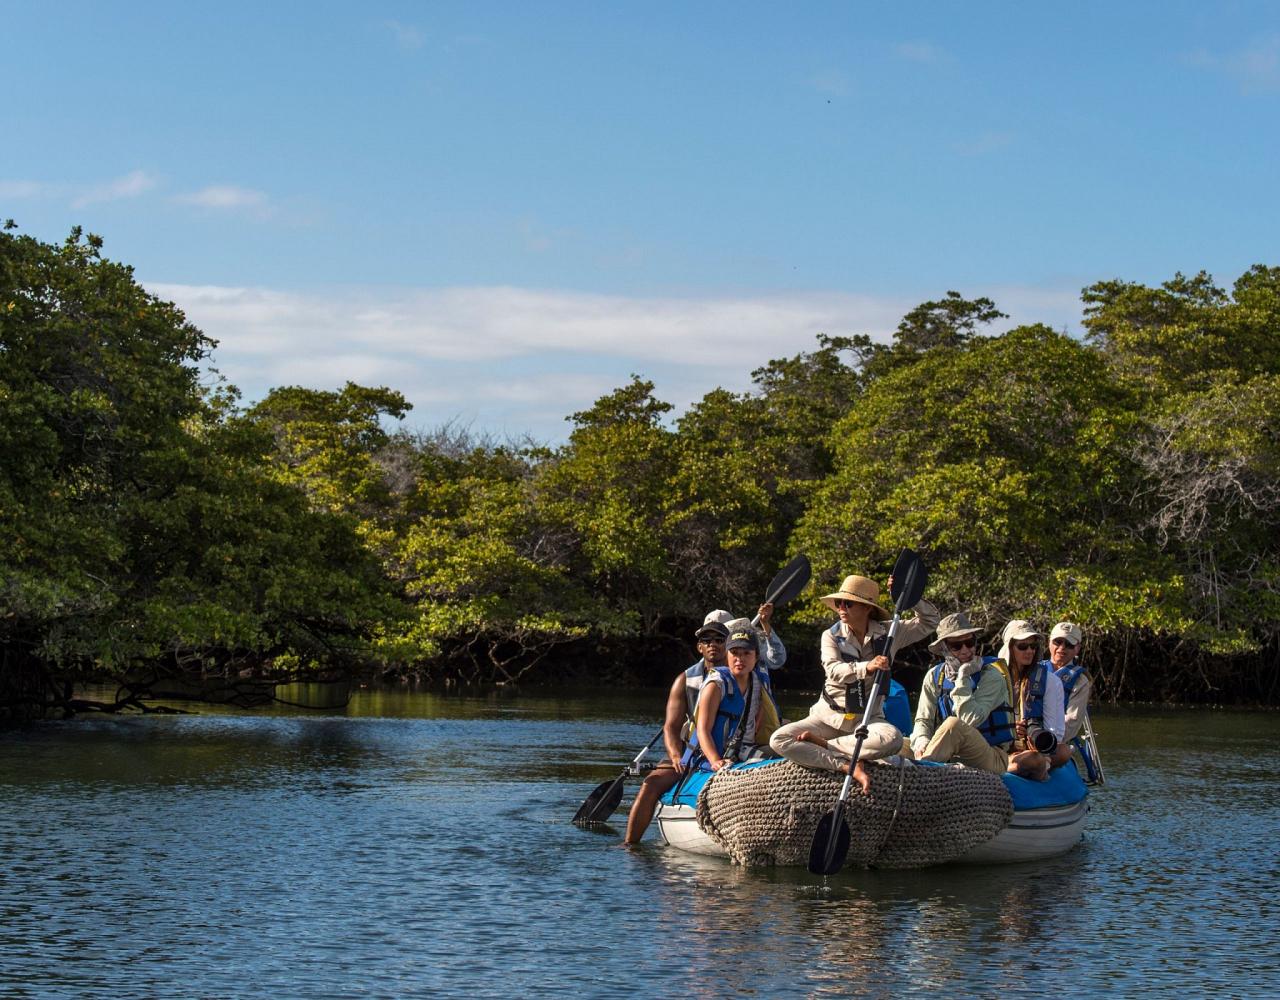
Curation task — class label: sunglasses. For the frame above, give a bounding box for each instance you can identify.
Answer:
[834,599,861,609]
[1051,638,1078,648]
[698,637,725,645]
[945,637,976,652]
[1012,641,1038,652]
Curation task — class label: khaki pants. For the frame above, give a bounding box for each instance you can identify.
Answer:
[770,717,903,773]
[920,717,1009,774]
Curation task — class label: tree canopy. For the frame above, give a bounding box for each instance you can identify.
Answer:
[4,223,1279,714]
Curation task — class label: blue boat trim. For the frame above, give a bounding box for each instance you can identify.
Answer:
[659,758,781,809]
[661,757,1089,813]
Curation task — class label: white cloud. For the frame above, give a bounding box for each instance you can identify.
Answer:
[952,131,1015,156]
[810,70,853,98]
[894,41,944,64]
[70,169,158,208]
[174,185,270,212]
[384,19,425,49]
[147,281,1084,442]
[1186,33,1280,93]
[0,180,50,199]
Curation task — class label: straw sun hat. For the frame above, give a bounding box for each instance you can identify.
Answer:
[820,575,889,621]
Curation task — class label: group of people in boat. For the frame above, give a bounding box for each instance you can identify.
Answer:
[622,571,1094,846]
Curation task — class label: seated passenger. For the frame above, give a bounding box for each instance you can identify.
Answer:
[998,620,1065,782]
[622,618,729,845]
[771,573,939,794]
[911,612,1017,775]
[723,600,787,673]
[686,626,781,771]
[1042,621,1091,769]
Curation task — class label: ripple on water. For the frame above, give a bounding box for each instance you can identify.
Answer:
[1,706,1278,998]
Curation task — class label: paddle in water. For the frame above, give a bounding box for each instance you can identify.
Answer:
[572,729,664,825]
[571,553,812,825]
[807,548,927,876]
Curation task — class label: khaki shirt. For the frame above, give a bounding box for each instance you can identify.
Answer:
[910,661,1012,752]
[810,598,940,732]
[1062,669,1093,742]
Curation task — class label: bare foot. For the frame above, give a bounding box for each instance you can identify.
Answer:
[836,759,872,795]
[796,730,831,750]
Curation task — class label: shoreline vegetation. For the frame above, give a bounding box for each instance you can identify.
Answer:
[4,224,1280,719]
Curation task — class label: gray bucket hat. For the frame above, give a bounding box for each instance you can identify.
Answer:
[928,611,982,657]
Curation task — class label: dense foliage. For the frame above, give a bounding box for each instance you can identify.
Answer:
[3,225,1278,715]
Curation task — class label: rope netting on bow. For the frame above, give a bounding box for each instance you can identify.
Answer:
[695,759,1013,869]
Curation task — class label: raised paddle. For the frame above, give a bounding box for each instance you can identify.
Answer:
[807,548,927,875]
[570,553,813,825]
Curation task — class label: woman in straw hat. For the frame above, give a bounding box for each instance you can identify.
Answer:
[769,572,939,793]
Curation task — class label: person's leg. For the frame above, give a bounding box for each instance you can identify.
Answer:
[770,718,849,772]
[824,722,904,795]
[920,717,1009,774]
[827,722,903,762]
[622,764,680,845]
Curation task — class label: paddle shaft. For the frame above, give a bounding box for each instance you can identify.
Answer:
[827,612,905,806]
[632,728,665,767]
[1079,709,1106,784]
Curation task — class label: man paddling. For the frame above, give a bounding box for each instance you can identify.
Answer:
[622,602,785,845]
[621,618,729,846]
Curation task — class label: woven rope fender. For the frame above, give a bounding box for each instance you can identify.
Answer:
[694,759,1013,869]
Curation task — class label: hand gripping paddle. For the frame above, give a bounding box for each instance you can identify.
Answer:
[807,549,926,875]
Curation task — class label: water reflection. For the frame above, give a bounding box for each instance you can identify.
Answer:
[1,696,1277,998]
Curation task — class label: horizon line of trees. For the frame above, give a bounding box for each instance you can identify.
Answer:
[3,222,1279,719]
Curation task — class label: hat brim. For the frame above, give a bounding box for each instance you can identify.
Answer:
[928,629,982,657]
[820,593,890,621]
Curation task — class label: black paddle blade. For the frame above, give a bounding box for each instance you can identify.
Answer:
[808,805,851,875]
[572,773,626,825]
[764,553,812,610]
[889,548,926,611]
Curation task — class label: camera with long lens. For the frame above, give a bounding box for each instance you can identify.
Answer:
[1025,720,1058,755]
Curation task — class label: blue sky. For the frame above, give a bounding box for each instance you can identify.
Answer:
[4,2,1278,441]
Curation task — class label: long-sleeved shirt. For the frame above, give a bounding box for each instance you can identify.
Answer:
[1053,661,1092,742]
[912,658,1066,752]
[807,598,940,732]
[911,659,1012,752]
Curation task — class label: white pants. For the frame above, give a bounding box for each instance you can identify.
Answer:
[769,717,903,773]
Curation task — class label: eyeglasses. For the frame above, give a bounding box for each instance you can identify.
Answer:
[1012,641,1038,652]
[1051,638,1078,648]
[945,637,976,652]
[834,599,859,609]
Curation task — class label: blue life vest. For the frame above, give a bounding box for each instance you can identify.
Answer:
[683,660,711,719]
[683,667,773,769]
[684,644,776,719]
[1016,661,1051,722]
[1052,660,1087,700]
[931,655,1016,748]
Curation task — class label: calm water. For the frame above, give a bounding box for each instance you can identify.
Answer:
[1,687,1277,999]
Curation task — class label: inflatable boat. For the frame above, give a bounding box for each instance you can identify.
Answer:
[654,756,1090,869]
